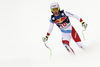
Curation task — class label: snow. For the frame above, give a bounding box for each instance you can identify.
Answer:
[0,0,100,67]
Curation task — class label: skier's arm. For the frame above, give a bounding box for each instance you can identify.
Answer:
[64,11,83,22]
[43,20,54,42]
[47,20,54,36]
[64,11,87,29]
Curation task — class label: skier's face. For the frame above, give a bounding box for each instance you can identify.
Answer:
[51,8,59,16]
[53,11,59,16]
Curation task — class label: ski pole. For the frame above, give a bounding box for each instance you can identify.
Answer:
[82,30,85,41]
[82,24,88,41]
[44,42,52,59]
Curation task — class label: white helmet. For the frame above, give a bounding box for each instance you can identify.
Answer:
[50,2,60,11]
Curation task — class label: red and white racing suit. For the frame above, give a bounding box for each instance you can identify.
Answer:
[46,10,85,55]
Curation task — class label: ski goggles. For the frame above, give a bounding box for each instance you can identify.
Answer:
[51,8,59,12]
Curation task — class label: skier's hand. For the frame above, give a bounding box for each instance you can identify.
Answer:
[42,35,49,42]
[81,21,87,30]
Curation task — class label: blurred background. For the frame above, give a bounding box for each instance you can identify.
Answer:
[0,0,100,67]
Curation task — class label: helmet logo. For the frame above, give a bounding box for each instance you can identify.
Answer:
[52,5,57,7]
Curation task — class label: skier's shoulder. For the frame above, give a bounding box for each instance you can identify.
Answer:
[60,10,70,16]
[60,10,70,17]
[60,10,68,14]
[62,10,69,14]
[51,14,56,21]
[60,10,64,13]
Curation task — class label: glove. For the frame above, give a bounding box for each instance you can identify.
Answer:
[81,21,87,30]
[42,35,49,42]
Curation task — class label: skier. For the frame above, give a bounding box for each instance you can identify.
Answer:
[43,2,87,55]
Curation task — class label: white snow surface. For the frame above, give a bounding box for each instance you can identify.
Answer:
[0,0,100,67]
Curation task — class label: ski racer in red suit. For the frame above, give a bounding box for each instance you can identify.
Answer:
[43,2,87,55]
